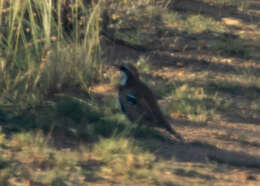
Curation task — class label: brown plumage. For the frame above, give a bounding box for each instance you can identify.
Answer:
[115,64,183,141]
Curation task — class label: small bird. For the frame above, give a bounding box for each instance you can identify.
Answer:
[114,64,183,141]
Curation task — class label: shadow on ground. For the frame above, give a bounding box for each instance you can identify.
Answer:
[171,0,257,23]
[144,139,260,170]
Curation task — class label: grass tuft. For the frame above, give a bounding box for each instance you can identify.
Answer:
[162,12,226,34]
[167,84,225,122]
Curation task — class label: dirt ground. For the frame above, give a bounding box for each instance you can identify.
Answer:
[91,0,260,185]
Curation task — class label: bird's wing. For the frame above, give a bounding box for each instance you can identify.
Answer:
[126,94,137,105]
[119,83,166,124]
[132,85,164,125]
[137,95,161,122]
[137,92,183,141]
[119,89,145,122]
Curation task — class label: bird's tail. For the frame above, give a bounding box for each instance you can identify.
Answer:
[170,128,183,142]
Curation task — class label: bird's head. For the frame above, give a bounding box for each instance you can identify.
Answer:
[113,64,139,86]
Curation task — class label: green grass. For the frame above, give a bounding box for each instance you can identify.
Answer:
[106,4,227,50]
[209,38,251,58]
[106,4,162,50]
[0,130,83,185]
[0,128,160,185]
[162,12,226,34]
[174,168,213,180]
[92,137,156,181]
[206,74,260,96]
[167,84,226,122]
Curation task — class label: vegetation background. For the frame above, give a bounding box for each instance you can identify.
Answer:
[0,0,259,185]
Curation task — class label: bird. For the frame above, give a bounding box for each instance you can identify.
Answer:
[114,64,183,141]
